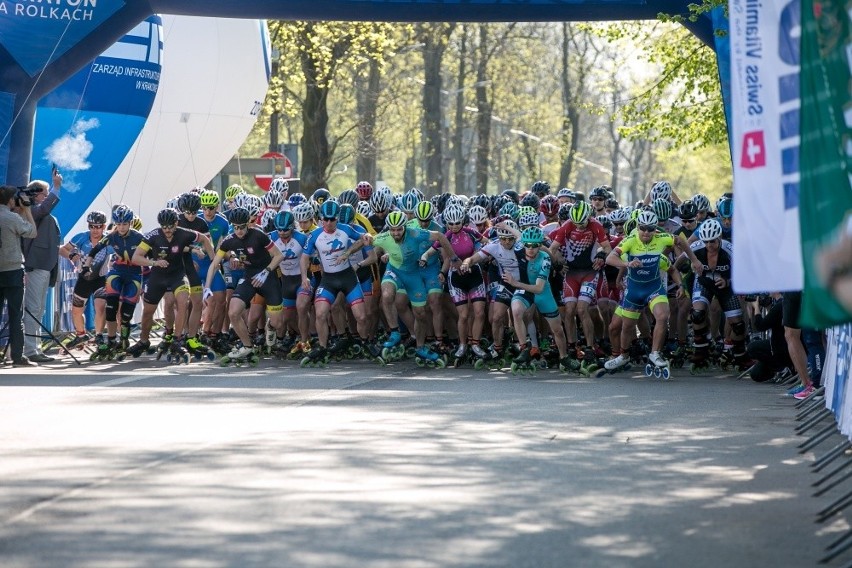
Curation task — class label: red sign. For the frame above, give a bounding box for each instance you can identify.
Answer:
[255,151,293,191]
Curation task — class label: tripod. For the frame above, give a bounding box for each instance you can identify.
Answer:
[23,307,82,365]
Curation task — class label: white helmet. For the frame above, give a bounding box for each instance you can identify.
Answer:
[468,205,488,225]
[260,208,277,229]
[293,203,315,223]
[636,210,659,227]
[650,181,672,202]
[269,177,289,194]
[264,189,284,209]
[443,204,466,225]
[356,200,372,218]
[698,218,723,241]
[609,208,629,224]
[518,211,539,228]
[496,220,519,238]
[370,186,393,213]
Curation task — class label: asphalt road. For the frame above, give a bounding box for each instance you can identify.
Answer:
[0,357,842,567]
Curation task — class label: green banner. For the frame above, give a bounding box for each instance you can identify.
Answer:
[799,0,852,328]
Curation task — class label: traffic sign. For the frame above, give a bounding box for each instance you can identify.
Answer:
[255,151,293,191]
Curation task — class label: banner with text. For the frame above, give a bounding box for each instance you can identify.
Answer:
[798,0,852,328]
[729,0,804,293]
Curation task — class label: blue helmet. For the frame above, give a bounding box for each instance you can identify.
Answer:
[338,204,355,225]
[717,197,733,219]
[112,204,134,224]
[288,193,307,208]
[320,200,340,220]
[274,211,295,231]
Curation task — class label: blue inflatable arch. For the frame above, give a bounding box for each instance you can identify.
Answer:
[0,0,715,186]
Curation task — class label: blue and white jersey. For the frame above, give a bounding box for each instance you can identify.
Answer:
[304,224,364,274]
[270,230,308,276]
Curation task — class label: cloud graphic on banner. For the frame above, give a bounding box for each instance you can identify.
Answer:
[44,117,99,171]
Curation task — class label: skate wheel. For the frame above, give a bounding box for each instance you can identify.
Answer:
[510,363,518,375]
[653,366,661,379]
[405,347,416,358]
[644,364,653,377]
[89,352,99,362]
[435,359,446,368]
[416,358,425,367]
[382,347,391,359]
[219,358,230,367]
[474,359,485,370]
[182,354,189,364]
[300,356,311,368]
[662,367,671,380]
[206,352,215,361]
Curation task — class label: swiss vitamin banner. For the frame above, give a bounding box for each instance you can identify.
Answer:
[798,0,852,328]
[729,0,804,294]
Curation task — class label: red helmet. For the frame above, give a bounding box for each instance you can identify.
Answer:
[539,194,559,217]
[355,181,373,200]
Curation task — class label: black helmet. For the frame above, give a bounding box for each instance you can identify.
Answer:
[590,186,609,200]
[472,194,490,210]
[311,188,331,205]
[437,193,454,214]
[520,192,540,211]
[557,202,573,222]
[86,210,107,225]
[490,195,509,216]
[338,189,359,208]
[604,198,619,210]
[531,180,551,197]
[678,199,698,221]
[228,207,251,226]
[178,192,201,213]
[501,189,520,204]
[157,208,179,227]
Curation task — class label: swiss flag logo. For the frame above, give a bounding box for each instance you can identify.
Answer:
[740,131,766,168]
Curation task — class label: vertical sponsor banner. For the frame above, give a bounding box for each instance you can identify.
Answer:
[729,0,804,293]
[798,0,852,328]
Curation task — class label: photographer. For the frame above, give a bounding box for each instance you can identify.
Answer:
[22,169,62,363]
[0,185,38,366]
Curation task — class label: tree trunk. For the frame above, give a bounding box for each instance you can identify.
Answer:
[419,24,454,198]
[355,59,380,188]
[453,26,467,196]
[299,28,331,192]
[474,24,491,195]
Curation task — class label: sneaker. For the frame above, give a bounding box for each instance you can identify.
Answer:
[28,353,55,363]
[793,385,815,400]
[786,384,806,396]
[12,356,38,367]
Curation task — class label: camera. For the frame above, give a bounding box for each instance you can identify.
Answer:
[14,185,40,207]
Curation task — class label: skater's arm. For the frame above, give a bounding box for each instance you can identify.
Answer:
[204,253,225,290]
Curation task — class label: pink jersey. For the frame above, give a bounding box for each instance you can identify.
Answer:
[437,226,482,260]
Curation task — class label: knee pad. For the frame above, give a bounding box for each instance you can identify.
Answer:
[731,320,746,337]
[690,308,707,326]
[72,295,87,309]
[104,296,119,322]
[120,301,136,325]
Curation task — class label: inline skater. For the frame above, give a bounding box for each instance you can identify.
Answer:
[176,192,215,359]
[269,210,308,353]
[199,190,231,350]
[204,207,285,365]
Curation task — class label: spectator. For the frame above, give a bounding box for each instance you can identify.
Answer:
[747,293,790,382]
[22,170,62,363]
[0,185,38,366]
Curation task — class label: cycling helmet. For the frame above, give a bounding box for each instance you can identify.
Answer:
[178,192,201,213]
[692,193,711,212]
[320,200,340,220]
[356,200,372,218]
[624,218,637,235]
[468,205,489,225]
[228,207,251,226]
[531,180,551,197]
[188,186,204,195]
[200,190,220,208]
[521,226,544,244]
[573,191,586,202]
[651,198,672,222]
[264,189,284,209]
[311,188,331,205]
[269,177,289,194]
[609,208,630,224]
[436,193,453,214]
[539,195,559,217]
[518,211,539,228]
[87,210,107,225]
[131,217,142,231]
[443,204,466,225]
[636,210,659,227]
[415,201,435,221]
[157,208,179,227]
[717,197,733,219]
[650,180,672,202]
[520,192,540,211]
[501,189,520,204]
[370,187,393,213]
[698,218,723,241]
[400,191,420,213]
[338,204,355,225]
[604,198,619,210]
[288,193,307,208]
[495,219,519,239]
[224,184,244,201]
[454,194,470,209]
[293,203,315,223]
[386,210,407,228]
[409,187,425,202]
[111,205,134,224]
[590,186,609,201]
[558,202,573,222]
[260,208,277,231]
[499,202,519,220]
[678,200,698,221]
[355,181,373,200]
[557,187,575,199]
[472,194,490,210]
[274,210,295,231]
[245,195,263,218]
[232,193,249,210]
[338,189,359,208]
[597,215,613,232]
[491,195,509,215]
[569,201,592,225]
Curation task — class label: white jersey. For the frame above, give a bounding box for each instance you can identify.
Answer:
[270,231,308,276]
[479,240,522,280]
[304,224,364,274]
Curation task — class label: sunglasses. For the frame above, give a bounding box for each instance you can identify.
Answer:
[233,223,248,230]
[639,225,657,232]
[706,238,720,244]
[322,217,337,222]
[590,197,604,201]
[203,206,217,210]
[613,222,625,227]
[183,210,197,215]
[499,236,515,241]
[524,243,541,248]
[160,224,176,230]
[277,228,293,232]
[89,224,104,229]
[682,218,696,223]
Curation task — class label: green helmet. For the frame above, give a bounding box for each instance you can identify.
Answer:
[200,190,220,208]
[224,184,244,201]
[521,226,544,244]
[386,210,407,228]
[415,201,434,221]
[569,201,591,225]
[651,198,672,222]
